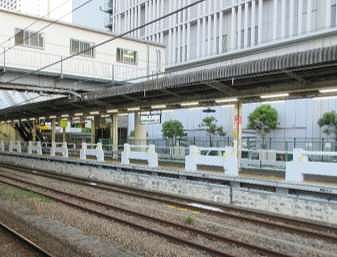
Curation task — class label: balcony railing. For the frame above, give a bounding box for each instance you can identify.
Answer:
[0,47,161,83]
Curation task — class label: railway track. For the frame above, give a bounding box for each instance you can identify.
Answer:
[1,163,336,243]
[0,170,299,257]
[0,221,55,257]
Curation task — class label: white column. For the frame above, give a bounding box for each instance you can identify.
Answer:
[202,15,206,57]
[289,0,294,37]
[237,4,242,49]
[244,1,249,48]
[172,28,177,64]
[177,25,181,63]
[258,0,263,44]
[281,0,286,38]
[326,0,332,28]
[251,0,256,46]
[138,5,141,37]
[219,11,223,53]
[213,13,217,55]
[51,119,56,144]
[298,0,303,35]
[207,15,212,56]
[145,1,148,36]
[111,114,118,159]
[134,113,147,144]
[187,22,191,60]
[168,28,172,64]
[182,24,186,62]
[196,18,200,58]
[231,6,236,50]
[272,0,278,40]
[306,0,312,33]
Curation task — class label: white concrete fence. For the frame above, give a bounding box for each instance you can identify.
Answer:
[28,141,42,155]
[51,142,68,158]
[9,141,21,153]
[286,148,337,184]
[185,146,239,177]
[80,142,104,162]
[121,144,158,168]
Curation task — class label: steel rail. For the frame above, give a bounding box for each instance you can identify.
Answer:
[0,222,56,257]
[0,173,296,257]
[0,163,336,242]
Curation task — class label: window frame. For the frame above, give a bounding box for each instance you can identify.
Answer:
[14,28,45,50]
[69,38,95,58]
[116,47,138,65]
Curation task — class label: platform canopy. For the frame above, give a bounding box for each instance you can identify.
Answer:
[1,44,337,120]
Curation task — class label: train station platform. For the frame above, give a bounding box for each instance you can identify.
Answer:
[0,150,336,225]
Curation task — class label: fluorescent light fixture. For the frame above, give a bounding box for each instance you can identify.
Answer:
[61,114,69,118]
[215,98,238,103]
[6,120,11,123]
[118,113,128,117]
[13,119,19,123]
[180,101,199,107]
[29,118,36,121]
[21,118,27,122]
[74,113,83,117]
[39,116,46,120]
[101,114,110,118]
[72,117,81,120]
[151,104,167,109]
[107,109,118,113]
[319,88,337,94]
[260,93,289,99]
[127,107,140,112]
[86,116,94,120]
[49,115,57,119]
[89,111,100,115]
[313,95,337,101]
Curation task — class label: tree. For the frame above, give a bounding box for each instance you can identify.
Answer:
[162,120,184,145]
[200,116,225,136]
[199,116,226,146]
[248,105,278,147]
[318,111,337,137]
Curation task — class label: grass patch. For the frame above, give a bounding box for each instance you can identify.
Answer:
[184,215,194,225]
[0,184,52,203]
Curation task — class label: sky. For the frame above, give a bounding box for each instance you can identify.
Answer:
[72,0,106,30]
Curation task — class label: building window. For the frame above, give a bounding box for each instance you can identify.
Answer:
[70,39,95,58]
[14,28,44,49]
[116,48,138,65]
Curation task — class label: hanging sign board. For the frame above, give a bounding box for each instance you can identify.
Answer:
[140,111,162,125]
[60,119,68,129]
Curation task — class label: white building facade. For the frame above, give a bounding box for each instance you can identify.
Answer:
[0,0,73,23]
[105,0,337,66]
[0,9,165,83]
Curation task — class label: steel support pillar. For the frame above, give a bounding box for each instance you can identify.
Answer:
[32,120,37,142]
[91,118,96,144]
[110,114,118,159]
[51,119,56,144]
[233,102,243,168]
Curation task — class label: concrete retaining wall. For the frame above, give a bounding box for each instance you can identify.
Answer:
[1,153,337,224]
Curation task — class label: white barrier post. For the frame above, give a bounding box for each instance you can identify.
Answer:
[224,146,239,177]
[0,141,4,152]
[286,148,312,184]
[185,145,199,171]
[147,144,158,168]
[121,143,131,165]
[96,143,104,162]
[80,142,87,160]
